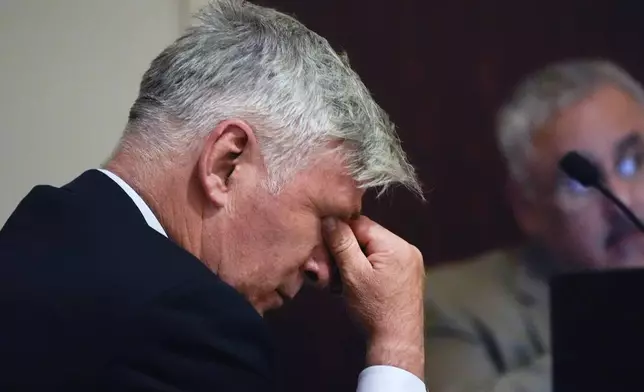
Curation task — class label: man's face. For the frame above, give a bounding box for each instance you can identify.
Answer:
[516,85,644,269]
[209,151,363,314]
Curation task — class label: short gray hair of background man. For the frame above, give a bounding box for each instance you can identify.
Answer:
[497,59,644,191]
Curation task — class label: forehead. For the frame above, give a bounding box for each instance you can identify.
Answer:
[531,85,644,168]
[287,153,364,217]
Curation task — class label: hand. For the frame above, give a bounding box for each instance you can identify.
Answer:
[322,215,425,379]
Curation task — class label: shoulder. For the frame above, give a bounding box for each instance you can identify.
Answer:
[0,175,273,389]
[102,274,274,390]
[426,248,517,300]
[424,248,521,322]
[0,171,220,306]
[0,176,260,318]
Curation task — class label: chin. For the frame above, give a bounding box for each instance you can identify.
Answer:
[248,299,271,317]
[253,293,286,316]
[608,255,644,269]
[570,261,604,272]
[604,237,644,268]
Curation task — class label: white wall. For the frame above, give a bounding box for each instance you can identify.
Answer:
[183,0,212,27]
[185,0,212,14]
[0,0,187,224]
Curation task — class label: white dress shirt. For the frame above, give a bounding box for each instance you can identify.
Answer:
[98,169,426,392]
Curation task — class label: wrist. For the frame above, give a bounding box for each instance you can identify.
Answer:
[366,334,424,380]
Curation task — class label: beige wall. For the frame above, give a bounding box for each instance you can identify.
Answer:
[179,0,213,28]
[0,0,189,224]
[187,0,212,14]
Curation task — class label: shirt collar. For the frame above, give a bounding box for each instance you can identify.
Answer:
[97,169,168,238]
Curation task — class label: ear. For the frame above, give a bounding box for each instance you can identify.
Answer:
[506,178,541,237]
[198,119,258,207]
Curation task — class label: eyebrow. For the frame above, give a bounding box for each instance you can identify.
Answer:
[615,132,643,158]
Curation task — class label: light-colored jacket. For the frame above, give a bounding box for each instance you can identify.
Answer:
[424,247,551,392]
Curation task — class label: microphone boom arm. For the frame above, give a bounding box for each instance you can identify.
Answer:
[559,151,644,233]
[595,183,644,232]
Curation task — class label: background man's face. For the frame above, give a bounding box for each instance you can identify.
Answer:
[516,84,644,269]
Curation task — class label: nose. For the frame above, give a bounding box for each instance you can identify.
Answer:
[302,247,333,289]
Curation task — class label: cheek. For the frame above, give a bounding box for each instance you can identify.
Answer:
[279,217,321,264]
[550,206,605,251]
[256,209,321,270]
[230,192,322,276]
[632,185,644,216]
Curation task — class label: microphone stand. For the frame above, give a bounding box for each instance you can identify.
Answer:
[559,151,644,233]
[594,183,644,233]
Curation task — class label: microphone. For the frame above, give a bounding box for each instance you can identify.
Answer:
[559,151,644,232]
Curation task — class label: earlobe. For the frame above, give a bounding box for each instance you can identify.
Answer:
[198,120,252,208]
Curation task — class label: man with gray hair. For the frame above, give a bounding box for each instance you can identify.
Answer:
[0,1,427,391]
[424,59,644,391]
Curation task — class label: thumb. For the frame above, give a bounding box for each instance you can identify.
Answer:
[322,217,370,277]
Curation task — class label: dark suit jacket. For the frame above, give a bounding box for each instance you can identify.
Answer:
[0,170,275,391]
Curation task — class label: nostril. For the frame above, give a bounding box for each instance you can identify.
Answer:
[304,271,319,283]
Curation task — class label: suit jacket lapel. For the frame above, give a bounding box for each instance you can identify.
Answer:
[513,245,554,353]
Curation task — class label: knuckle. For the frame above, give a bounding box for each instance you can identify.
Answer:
[332,236,356,256]
[410,245,423,262]
[408,245,425,271]
[409,244,421,257]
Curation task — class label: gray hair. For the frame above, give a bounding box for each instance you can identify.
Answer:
[496,59,644,186]
[118,0,421,197]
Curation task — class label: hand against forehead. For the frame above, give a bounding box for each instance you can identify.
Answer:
[321,216,425,380]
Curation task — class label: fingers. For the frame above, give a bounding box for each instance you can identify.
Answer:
[321,217,370,277]
[349,215,399,254]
